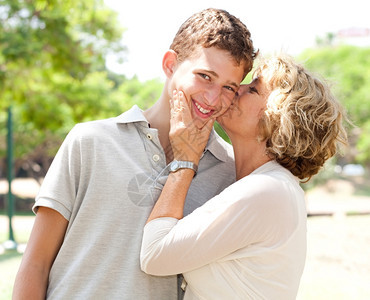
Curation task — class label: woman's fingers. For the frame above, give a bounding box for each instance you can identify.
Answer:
[176,90,192,125]
[202,116,215,135]
[170,90,190,121]
[170,90,192,131]
[169,89,214,164]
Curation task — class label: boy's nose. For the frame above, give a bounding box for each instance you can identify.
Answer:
[204,85,222,106]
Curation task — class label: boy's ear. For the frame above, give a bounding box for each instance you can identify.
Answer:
[162,50,178,78]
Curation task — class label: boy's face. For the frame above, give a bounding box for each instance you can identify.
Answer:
[168,47,245,128]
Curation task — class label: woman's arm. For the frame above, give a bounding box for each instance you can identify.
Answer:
[12,207,68,299]
[147,169,195,222]
[146,90,214,223]
[141,173,298,275]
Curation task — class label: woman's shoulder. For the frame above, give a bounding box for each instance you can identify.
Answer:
[251,161,301,191]
[228,161,304,210]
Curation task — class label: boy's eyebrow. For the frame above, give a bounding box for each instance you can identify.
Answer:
[205,70,240,89]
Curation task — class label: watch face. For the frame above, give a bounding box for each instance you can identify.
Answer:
[170,160,179,172]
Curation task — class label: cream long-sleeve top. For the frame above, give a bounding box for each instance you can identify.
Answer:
[140,161,307,300]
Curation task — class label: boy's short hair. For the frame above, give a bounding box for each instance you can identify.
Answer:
[170,8,257,77]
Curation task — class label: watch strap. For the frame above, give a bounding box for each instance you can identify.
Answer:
[169,160,198,176]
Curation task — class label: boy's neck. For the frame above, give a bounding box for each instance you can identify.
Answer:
[143,95,173,163]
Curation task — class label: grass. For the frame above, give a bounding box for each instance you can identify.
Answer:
[0,214,34,300]
[0,251,23,300]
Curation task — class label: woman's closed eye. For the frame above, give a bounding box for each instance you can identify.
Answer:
[249,86,259,94]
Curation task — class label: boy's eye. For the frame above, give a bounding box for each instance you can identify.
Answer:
[224,86,236,93]
[199,73,210,80]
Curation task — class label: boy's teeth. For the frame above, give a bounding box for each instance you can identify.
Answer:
[195,103,211,114]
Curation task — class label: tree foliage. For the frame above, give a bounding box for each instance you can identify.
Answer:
[299,45,370,166]
[0,0,163,180]
[5,0,368,183]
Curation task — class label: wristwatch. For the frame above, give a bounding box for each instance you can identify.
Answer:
[169,160,198,176]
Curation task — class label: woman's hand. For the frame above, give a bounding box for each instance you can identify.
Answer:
[169,90,215,165]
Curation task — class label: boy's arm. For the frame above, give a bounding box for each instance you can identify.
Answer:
[12,207,68,300]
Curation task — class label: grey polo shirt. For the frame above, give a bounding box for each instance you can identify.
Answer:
[34,105,236,300]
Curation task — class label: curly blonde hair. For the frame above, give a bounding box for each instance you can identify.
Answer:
[255,55,348,181]
[170,8,257,77]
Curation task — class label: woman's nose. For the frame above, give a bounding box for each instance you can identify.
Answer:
[237,84,249,96]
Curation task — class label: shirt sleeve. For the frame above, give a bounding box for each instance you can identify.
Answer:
[140,173,299,276]
[33,124,83,220]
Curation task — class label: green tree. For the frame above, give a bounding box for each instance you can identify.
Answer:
[0,0,127,179]
[118,76,164,111]
[300,45,370,165]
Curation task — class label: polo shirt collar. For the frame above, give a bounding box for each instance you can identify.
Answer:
[115,105,149,126]
[206,129,233,163]
[116,105,231,162]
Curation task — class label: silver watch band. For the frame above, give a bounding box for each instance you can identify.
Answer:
[169,160,198,175]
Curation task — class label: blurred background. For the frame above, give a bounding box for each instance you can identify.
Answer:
[1,0,370,299]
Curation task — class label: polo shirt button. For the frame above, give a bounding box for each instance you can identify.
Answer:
[146,133,153,140]
[152,154,160,162]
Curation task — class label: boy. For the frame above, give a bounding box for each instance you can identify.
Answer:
[13,8,257,299]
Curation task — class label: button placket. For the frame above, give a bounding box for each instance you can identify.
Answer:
[143,129,165,168]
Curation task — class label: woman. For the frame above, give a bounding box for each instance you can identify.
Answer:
[140,55,348,299]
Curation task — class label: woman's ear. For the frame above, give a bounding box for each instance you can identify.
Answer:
[162,50,178,78]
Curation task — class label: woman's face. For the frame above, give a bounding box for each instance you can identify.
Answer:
[217,76,270,139]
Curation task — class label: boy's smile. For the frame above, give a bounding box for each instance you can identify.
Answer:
[193,99,213,118]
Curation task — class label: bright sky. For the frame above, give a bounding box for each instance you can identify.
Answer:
[105,0,370,81]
